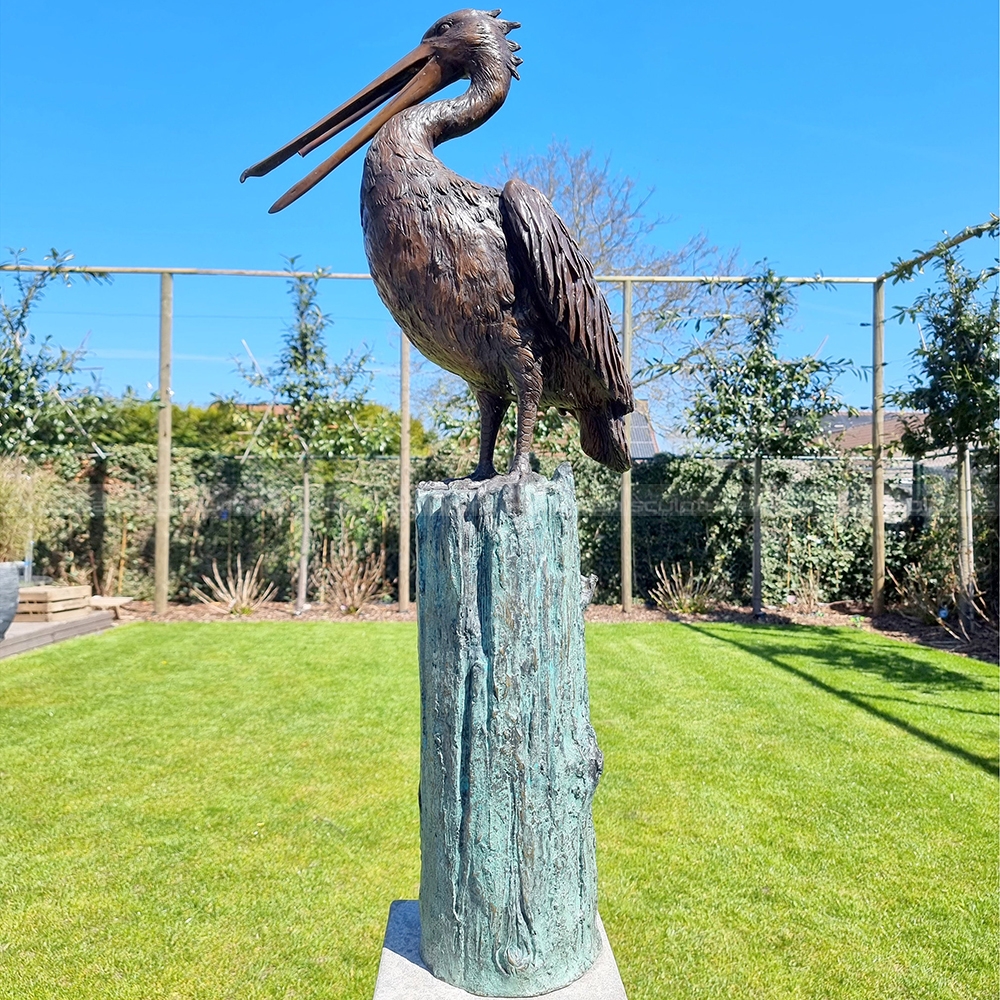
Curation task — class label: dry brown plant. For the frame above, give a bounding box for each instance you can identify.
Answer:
[650,561,725,615]
[192,554,276,615]
[887,563,995,645]
[788,566,820,614]
[322,533,386,614]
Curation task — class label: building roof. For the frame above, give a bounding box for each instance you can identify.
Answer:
[821,411,924,453]
[630,400,659,460]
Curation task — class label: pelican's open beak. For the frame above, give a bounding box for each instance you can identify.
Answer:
[241,42,454,214]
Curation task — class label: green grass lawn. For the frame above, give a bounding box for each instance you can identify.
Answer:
[1,621,996,999]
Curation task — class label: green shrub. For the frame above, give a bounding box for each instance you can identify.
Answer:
[26,444,978,611]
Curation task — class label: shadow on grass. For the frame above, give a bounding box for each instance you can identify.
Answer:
[694,619,990,692]
[683,624,999,778]
[809,641,992,693]
[858,692,998,718]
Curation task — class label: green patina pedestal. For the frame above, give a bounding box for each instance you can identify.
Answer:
[414,465,604,997]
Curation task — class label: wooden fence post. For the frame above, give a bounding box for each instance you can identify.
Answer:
[399,334,411,612]
[871,278,885,616]
[154,273,173,615]
[620,278,633,614]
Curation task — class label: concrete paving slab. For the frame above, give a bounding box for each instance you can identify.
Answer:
[372,900,627,999]
[0,611,114,659]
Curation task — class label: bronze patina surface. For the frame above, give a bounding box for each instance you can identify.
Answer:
[242,8,634,479]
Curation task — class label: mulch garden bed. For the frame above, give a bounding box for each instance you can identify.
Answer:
[121,597,998,664]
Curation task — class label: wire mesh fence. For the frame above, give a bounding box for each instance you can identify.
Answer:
[20,446,990,614]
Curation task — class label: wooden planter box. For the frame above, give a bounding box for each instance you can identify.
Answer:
[15,585,93,623]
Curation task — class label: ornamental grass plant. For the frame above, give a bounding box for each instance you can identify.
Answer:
[649,560,725,614]
[0,456,53,562]
[192,553,276,615]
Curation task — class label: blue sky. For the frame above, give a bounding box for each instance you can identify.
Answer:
[1,1,996,422]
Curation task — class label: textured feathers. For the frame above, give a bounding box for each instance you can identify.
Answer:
[357,17,636,476]
[578,405,631,473]
[500,178,634,471]
[500,178,635,413]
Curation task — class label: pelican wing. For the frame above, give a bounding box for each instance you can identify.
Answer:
[499,177,634,409]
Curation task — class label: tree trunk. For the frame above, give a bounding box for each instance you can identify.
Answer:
[415,465,602,996]
[957,442,975,630]
[296,458,310,614]
[752,454,763,617]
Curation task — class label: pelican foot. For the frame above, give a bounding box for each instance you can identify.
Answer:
[505,453,534,479]
[468,462,499,481]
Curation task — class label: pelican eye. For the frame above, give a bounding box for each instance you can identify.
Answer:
[435,21,452,35]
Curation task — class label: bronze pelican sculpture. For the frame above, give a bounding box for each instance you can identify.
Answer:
[242,8,634,478]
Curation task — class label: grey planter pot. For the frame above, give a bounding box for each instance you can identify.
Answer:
[0,563,20,641]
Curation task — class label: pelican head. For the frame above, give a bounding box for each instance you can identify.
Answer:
[241,8,522,213]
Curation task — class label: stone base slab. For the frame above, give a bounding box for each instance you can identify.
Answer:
[372,900,627,999]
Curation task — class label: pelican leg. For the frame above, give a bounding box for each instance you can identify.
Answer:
[508,361,543,478]
[469,390,510,480]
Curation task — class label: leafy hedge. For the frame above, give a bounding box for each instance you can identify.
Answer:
[35,446,449,602]
[27,445,992,611]
[567,454,876,606]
